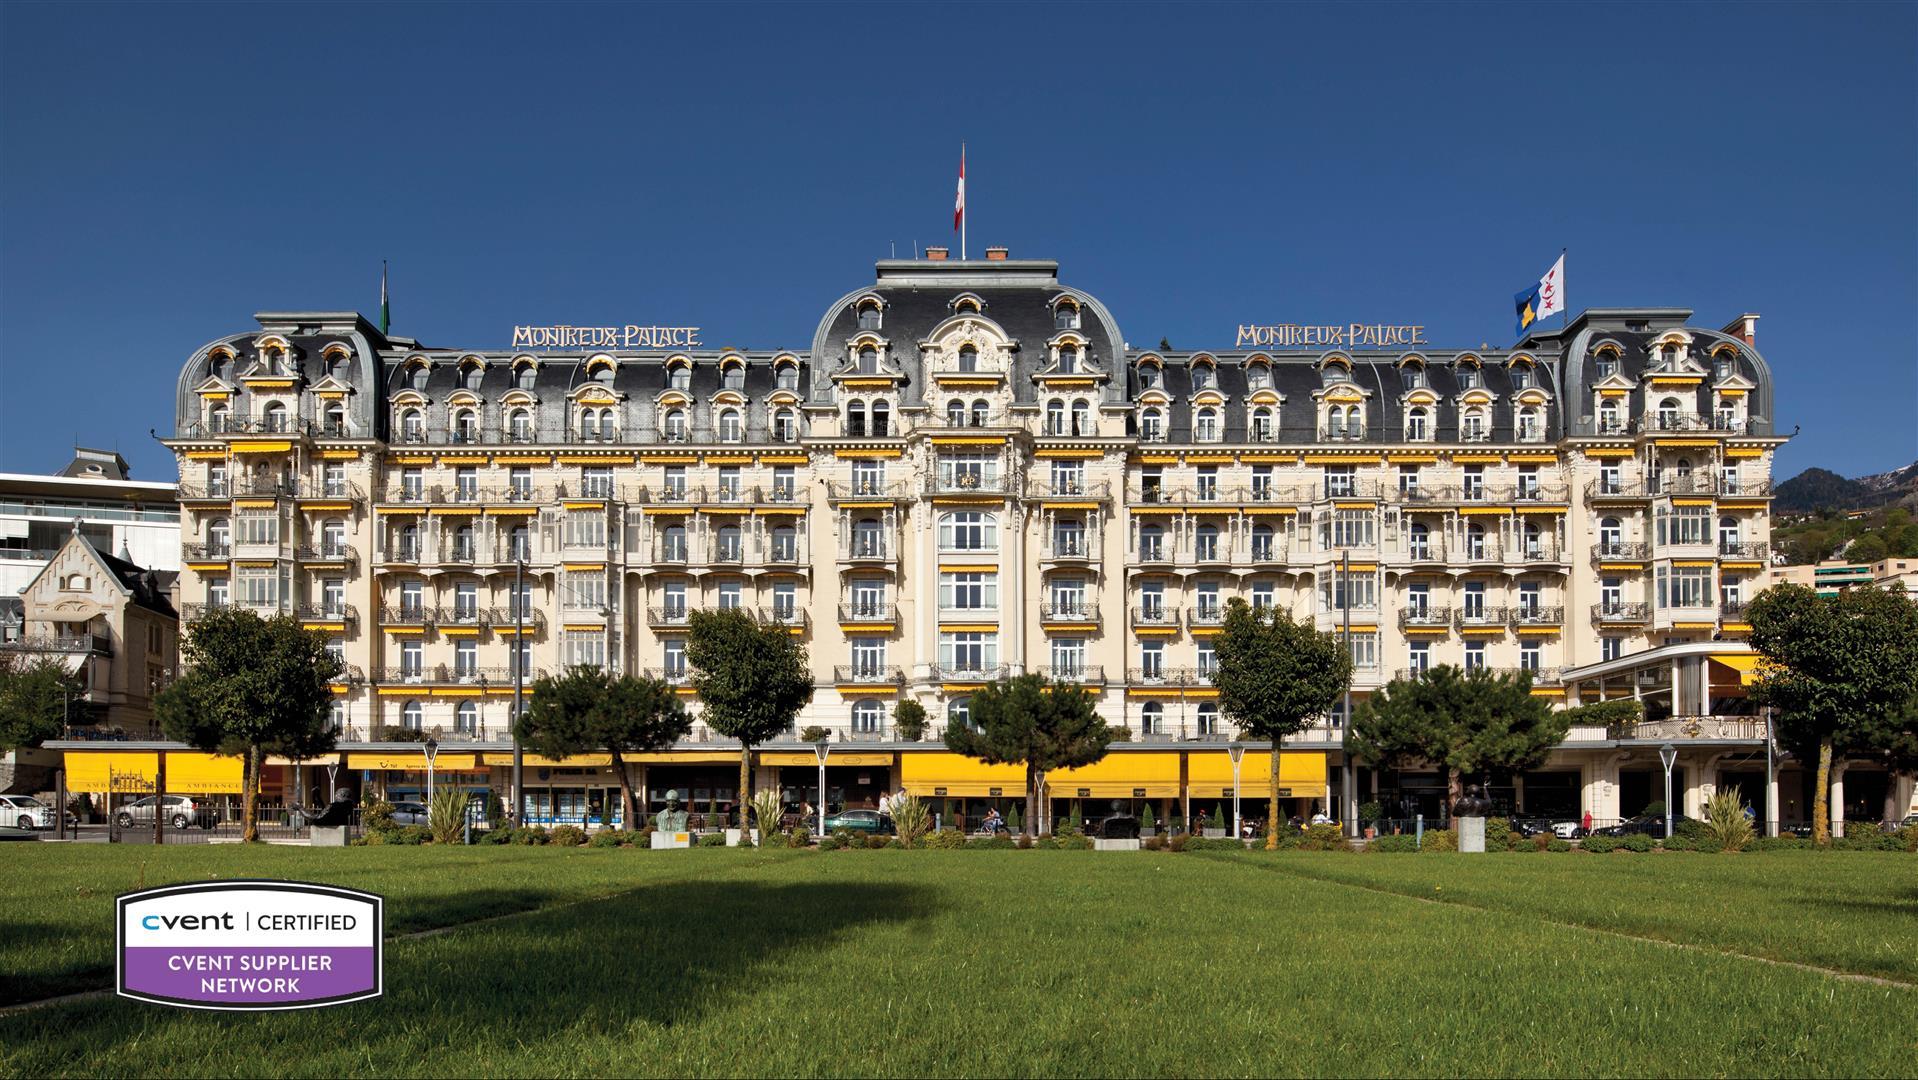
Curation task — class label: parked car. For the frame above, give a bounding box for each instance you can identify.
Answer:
[0,795,55,830]
[1508,817,1556,838]
[114,795,220,830]
[821,809,893,835]
[389,801,429,826]
[1549,821,1586,840]
[1594,813,1698,839]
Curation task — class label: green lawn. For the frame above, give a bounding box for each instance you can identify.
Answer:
[2,846,1914,1077]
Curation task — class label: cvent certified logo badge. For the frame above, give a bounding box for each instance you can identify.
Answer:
[117,880,383,1010]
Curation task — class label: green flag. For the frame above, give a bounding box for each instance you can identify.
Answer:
[380,260,390,336]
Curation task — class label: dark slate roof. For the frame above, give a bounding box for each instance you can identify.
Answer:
[60,449,130,481]
[89,539,178,620]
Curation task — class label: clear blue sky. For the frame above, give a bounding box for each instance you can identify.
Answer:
[2,2,1913,482]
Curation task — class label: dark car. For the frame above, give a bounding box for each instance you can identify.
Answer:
[1595,813,1698,839]
[1508,817,1556,839]
[821,809,893,835]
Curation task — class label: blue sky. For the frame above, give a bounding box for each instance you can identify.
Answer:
[2,2,1912,481]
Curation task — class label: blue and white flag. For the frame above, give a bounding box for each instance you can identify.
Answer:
[1515,253,1566,336]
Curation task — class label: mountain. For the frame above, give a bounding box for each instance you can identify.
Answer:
[1774,461,1918,515]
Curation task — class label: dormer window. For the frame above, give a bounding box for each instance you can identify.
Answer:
[408,364,429,391]
[1517,406,1542,442]
[1406,406,1429,442]
[1459,366,1480,390]
[463,364,485,391]
[1140,407,1165,442]
[1057,345,1078,373]
[856,302,883,331]
[662,408,687,442]
[1045,400,1067,436]
[322,403,345,435]
[857,346,879,374]
[515,362,537,390]
[946,399,966,427]
[668,362,691,392]
[509,408,533,442]
[1713,354,1732,381]
[1071,400,1090,436]
[1195,407,1220,442]
[775,363,798,391]
[1595,351,1618,380]
[1461,409,1486,442]
[1598,400,1622,434]
[399,408,424,443]
[1192,364,1215,391]
[718,407,742,442]
[1247,364,1271,391]
[1657,397,1682,430]
[1054,303,1080,330]
[957,345,979,373]
[1139,365,1161,391]
[954,295,983,315]
[1401,365,1423,390]
[1512,365,1532,389]
[722,363,745,391]
[592,362,615,386]
[1250,406,1275,442]
[453,408,478,443]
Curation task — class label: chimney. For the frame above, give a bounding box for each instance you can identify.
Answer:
[1721,313,1759,346]
[984,246,1009,261]
[924,246,949,261]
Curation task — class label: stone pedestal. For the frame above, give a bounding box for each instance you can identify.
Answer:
[309,825,348,847]
[1457,816,1486,853]
[650,830,691,849]
[1092,838,1141,851]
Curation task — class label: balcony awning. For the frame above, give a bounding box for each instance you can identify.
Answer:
[1710,653,1762,687]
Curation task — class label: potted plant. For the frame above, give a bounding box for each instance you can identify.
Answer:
[1359,800,1384,839]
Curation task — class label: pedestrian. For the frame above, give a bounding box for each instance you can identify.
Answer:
[1581,809,1593,834]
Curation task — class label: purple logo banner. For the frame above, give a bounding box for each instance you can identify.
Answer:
[116,880,383,1010]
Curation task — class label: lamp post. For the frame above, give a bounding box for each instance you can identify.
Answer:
[813,739,830,839]
[1658,742,1677,840]
[511,558,525,827]
[424,737,440,809]
[1228,741,1245,840]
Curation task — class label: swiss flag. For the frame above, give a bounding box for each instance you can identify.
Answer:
[954,146,965,232]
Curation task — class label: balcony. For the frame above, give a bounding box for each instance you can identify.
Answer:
[642,666,694,688]
[1716,479,1774,498]
[636,484,707,506]
[832,664,905,685]
[183,542,232,562]
[648,605,691,628]
[1040,599,1101,625]
[330,664,364,686]
[295,544,358,564]
[1043,534,1096,561]
[1188,604,1227,629]
[1026,479,1111,501]
[1317,479,1381,501]
[762,607,810,632]
[925,474,1010,496]
[1130,605,1181,629]
[379,665,512,687]
[1592,602,1651,624]
[381,484,551,507]
[0,633,112,657]
[1398,605,1453,628]
[1510,605,1565,628]
[493,608,546,632]
[1452,542,1504,564]
[653,542,692,566]
[930,662,1007,683]
[380,605,437,627]
[1592,542,1650,562]
[295,603,358,626]
[1400,543,1445,564]
[1509,543,1563,566]
[827,480,913,502]
[439,605,491,628]
[1132,541,1174,566]
[1036,665,1105,684]
[1126,666,1195,687]
[1720,600,1752,621]
[838,602,899,625]
[1510,482,1571,505]
[1629,716,1766,741]
[1127,484,1189,506]
[1718,541,1769,561]
[1586,479,1652,500]
[1454,606,1508,629]
[838,537,893,563]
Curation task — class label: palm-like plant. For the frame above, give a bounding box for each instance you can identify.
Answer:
[427,786,468,845]
[892,794,931,848]
[1702,788,1755,851]
[748,789,785,848]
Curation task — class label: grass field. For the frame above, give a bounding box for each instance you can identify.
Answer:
[1,846,1913,1077]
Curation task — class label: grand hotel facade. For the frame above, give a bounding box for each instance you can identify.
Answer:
[150,252,1850,829]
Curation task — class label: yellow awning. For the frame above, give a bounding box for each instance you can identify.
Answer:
[1186,750,1328,799]
[900,752,1028,797]
[63,751,244,794]
[347,752,478,771]
[761,751,895,767]
[478,753,610,767]
[1711,653,1762,687]
[1047,752,1181,799]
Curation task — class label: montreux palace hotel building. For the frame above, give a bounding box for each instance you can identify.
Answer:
[152,250,1813,829]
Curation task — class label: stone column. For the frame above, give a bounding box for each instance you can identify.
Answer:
[1829,762,1847,840]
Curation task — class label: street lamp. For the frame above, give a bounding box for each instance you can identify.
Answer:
[424,737,440,809]
[1228,741,1246,841]
[813,739,830,839]
[1658,742,1677,840]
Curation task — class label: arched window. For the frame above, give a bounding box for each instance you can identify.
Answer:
[662,408,686,442]
[456,701,479,734]
[970,399,989,428]
[579,408,600,440]
[871,400,891,437]
[946,398,966,427]
[1658,398,1682,430]
[718,408,742,442]
[1057,344,1078,373]
[1070,400,1090,436]
[1719,516,1740,549]
[773,408,796,443]
[846,400,868,437]
[853,517,883,557]
[322,403,345,435]
[1523,522,1543,559]
[1598,400,1621,433]
[857,346,879,374]
[1045,400,1066,435]
[1139,523,1165,560]
[770,524,797,561]
[1676,457,1694,481]
[1191,363,1215,390]
[775,363,799,391]
[399,408,424,442]
[1138,365,1161,391]
[716,524,742,561]
[207,403,230,433]
[509,408,532,442]
[401,700,424,730]
[1328,406,1347,439]
[321,518,346,556]
[1196,701,1220,735]
[722,363,744,391]
[515,362,537,390]
[208,352,229,381]
[1140,407,1165,442]
[668,362,691,392]
[1401,363,1424,390]
[208,517,230,554]
[1600,517,1622,549]
[452,522,476,560]
[1461,409,1486,442]
[957,345,979,372]
[1054,303,1080,330]
[1512,364,1532,390]
[464,364,485,390]
[857,301,883,331]
[263,401,288,433]
[1139,700,1163,736]
[938,510,996,551]
[592,362,614,386]
[1345,404,1363,437]
[947,697,972,731]
[453,408,477,443]
[1195,523,1220,560]
[1406,406,1429,441]
[1247,364,1271,391]
[1195,406,1219,442]
[852,699,883,734]
[1321,363,1346,388]
[1251,523,1275,560]
[1467,523,1487,558]
[1595,350,1619,380]
[1713,353,1733,381]
[1408,521,1431,558]
[409,364,429,391]
[662,523,688,560]
[1517,406,1541,442]
[1458,365,1480,390]
[1249,407,1273,442]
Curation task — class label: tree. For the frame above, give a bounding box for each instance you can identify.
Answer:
[686,609,812,821]
[515,666,690,829]
[0,654,82,751]
[155,608,340,841]
[1348,665,1568,821]
[1211,599,1352,849]
[1748,583,1918,844]
[944,673,1110,838]
[893,698,928,742]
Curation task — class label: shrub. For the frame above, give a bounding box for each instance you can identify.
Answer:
[1484,818,1517,852]
[1898,823,1918,853]
[480,827,513,845]
[1421,828,1458,852]
[390,825,430,845]
[817,835,842,851]
[1140,803,1157,836]
[1620,833,1654,853]
[513,825,550,846]
[362,798,396,834]
[968,835,1016,850]
[925,827,967,850]
[1674,816,1708,841]
[1834,827,1899,852]
[428,787,469,846]
[1015,833,1034,850]
[799,725,831,743]
[1166,834,1188,853]
[883,837,905,849]
[1369,834,1418,853]
[1053,828,1093,850]
[696,831,729,848]
[784,826,811,849]
[1006,804,1022,834]
[1299,823,1349,852]
[1143,835,1165,851]
[547,824,586,847]
[892,794,931,848]
[1358,801,1385,826]
[1067,803,1083,832]
[1580,834,1620,853]
[1640,800,1666,819]
[892,699,928,742]
[1546,838,1572,852]
[1699,788,1756,851]
[587,829,626,848]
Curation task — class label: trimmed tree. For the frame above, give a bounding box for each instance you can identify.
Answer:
[893,698,928,742]
[0,654,83,751]
[515,666,691,829]
[944,673,1110,838]
[155,607,340,841]
[1747,583,1918,844]
[1211,599,1352,849]
[1348,665,1569,821]
[686,608,813,822]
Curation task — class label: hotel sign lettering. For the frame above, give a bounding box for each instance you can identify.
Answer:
[1235,323,1428,349]
[510,325,701,350]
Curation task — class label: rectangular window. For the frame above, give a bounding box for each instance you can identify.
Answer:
[1320,572,1377,613]
[1050,461,1085,495]
[1138,640,1165,678]
[237,566,277,608]
[1324,466,1357,499]
[1462,581,1485,617]
[717,467,741,500]
[1251,582,1275,611]
[937,453,998,492]
[237,512,278,546]
[509,467,533,500]
[455,639,479,677]
[938,632,996,673]
[851,638,886,675]
[1657,565,1713,609]
[773,466,796,500]
[851,460,885,495]
[772,582,797,619]
[1657,504,1712,546]
[1318,509,1374,550]
[1139,582,1164,619]
[562,630,606,669]
[401,468,423,500]
[1464,641,1486,670]
[1520,643,1541,672]
[1195,467,1218,501]
[400,640,424,678]
[1602,637,1622,662]
[1049,576,1087,615]
[717,581,742,610]
[1409,641,1430,674]
[565,510,605,547]
[454,581,479,619]
[1051,637,1086,675]
[1250,465,1274,500]
[563,571,607,611]
[939,572,997,611]
[455,467,479,502]
[1348,633,1378,671]
[1196,582,1221,620]
[580,467,613,498]
[1462,466,1485,501]
[937,512,996,551]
